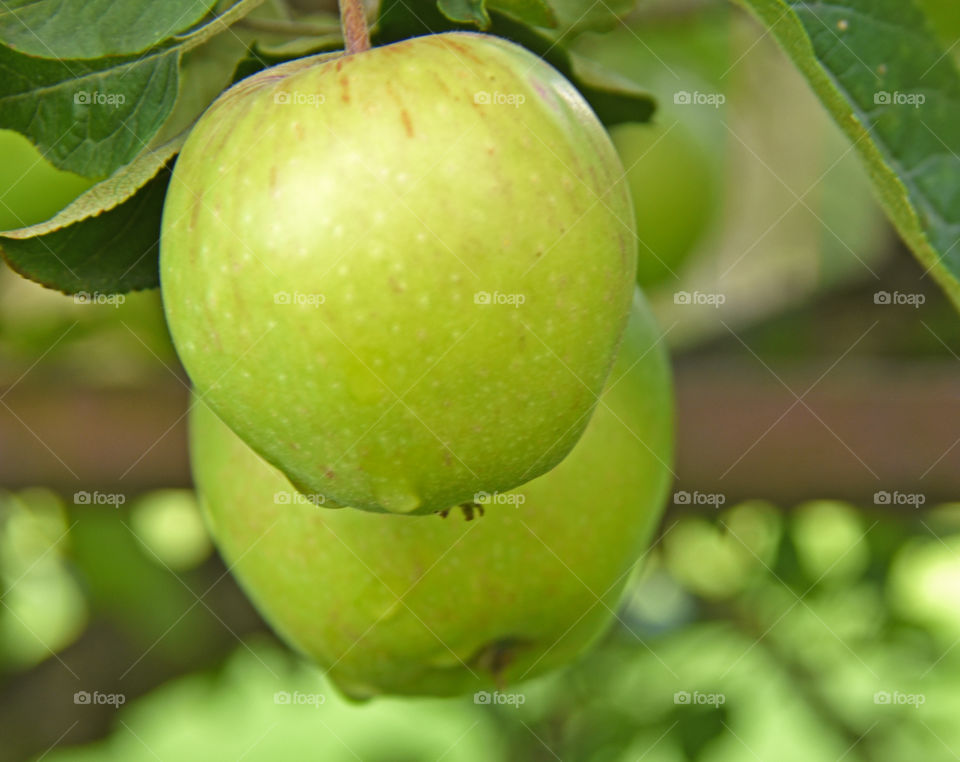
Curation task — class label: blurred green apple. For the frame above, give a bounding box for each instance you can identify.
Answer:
[0,129,93,231]
[162,32,637,516]
[190,290,673,697]
[610,121,717,288]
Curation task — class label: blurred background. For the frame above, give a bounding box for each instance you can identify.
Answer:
[1,0,959,759]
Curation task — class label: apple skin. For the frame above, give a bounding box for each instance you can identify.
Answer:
[610,121,716,288]
[161,32,637,516]
[189,290,673,698]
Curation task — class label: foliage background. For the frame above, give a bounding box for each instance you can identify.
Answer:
[1,0,959,759]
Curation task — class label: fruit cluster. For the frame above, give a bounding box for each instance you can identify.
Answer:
[161,33,673,697]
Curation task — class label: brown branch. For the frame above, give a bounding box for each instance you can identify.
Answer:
[338,0,370,54]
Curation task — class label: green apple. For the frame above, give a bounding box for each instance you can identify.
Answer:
[161,32,637,516]
[190,290,673,698]
[610,121,717,287]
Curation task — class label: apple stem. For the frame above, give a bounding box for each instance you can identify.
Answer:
[338,0,371,55]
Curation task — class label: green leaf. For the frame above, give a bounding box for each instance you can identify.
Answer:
[438,0,491,28]
[150,31,251,148]
[0,0,267,181]
[0,0,217,59]
[0,135,185,237]
[488,0,557,28]
[570,54,656,126]
[0,44,180,180]
[0,168,171,294]
[491,14,655,125]
[738,0,960,310]
[546,0,633,33]
[437,0,556,29]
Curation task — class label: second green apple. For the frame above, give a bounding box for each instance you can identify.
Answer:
[190,290,673,697]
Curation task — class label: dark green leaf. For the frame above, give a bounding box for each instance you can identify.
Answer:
[0,168,170,294]
[0,45,179,179]
[0,135,184,237]
[739,0,960,310]
[437,0,557,30]
[0,0,217,59]
[546,0,633,33]
[488,0,557,28]
[438,0,491,28]
[0,0,267,182]
[490,14,655,125]
[150,32,251,147]
[570,53,656,125]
